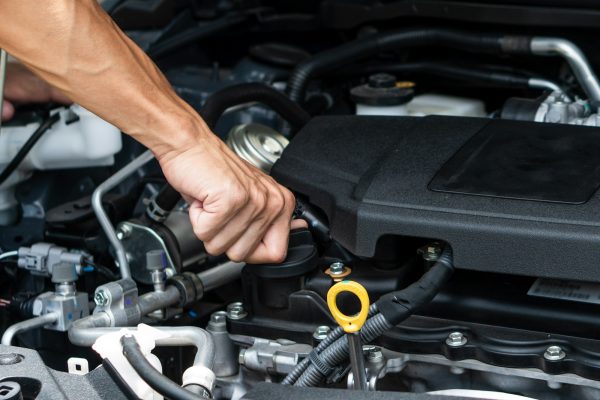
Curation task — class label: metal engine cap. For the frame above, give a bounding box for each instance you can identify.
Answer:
[227,123,289,173]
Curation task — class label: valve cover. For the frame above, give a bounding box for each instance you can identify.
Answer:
[272,115,600,281]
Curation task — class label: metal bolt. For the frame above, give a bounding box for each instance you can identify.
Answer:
[227,302,248,320]
[313,325,331,341]
[94,290,109,307]
[364,345,384,363]
[419,243,442,262]
[544,345,566,361]
[116,224,132,240]
[329,262,345,276]
[238,348,246,365]
[446,331,467,348]
[210,311,228,324]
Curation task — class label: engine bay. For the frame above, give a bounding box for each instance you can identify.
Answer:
[2,1,600,399]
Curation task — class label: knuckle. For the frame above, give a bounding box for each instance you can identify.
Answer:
[227,249,245,263]
[229,186,249,209]
[267,192,285,215]
[203,242,222,256]
[269,247,287,263]
[192,225,210,241]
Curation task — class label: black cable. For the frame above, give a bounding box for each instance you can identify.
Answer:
[286,28,533,102]
[0,113,60,186]
[147,14,249,59]
[120,335,207,400]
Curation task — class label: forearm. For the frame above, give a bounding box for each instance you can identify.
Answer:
[0,0,209,159]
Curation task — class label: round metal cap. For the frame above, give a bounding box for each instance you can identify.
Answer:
[227,124,289,173]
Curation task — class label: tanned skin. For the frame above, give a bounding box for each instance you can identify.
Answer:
[0,1,305,263]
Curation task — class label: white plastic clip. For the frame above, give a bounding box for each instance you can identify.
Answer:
[92,324,171,400]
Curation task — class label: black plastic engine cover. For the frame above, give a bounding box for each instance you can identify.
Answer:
[272,115,600,282]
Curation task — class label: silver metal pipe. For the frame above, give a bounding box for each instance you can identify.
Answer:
[69,320,214,368]
[1,312,59,345]
[138,285,180,316]
[0,49,8,132]
[91,150,154,279]
[531,37,600,103]
[197,261,244,292]
[70,260,243,348]
[527,78,565,95]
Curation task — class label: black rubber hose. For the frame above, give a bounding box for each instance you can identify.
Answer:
[286,29,532,102]
[152,183,182,212]
[120,335,207,400]
[152,83,311,215]
[198,83,311,131]
[147,14,249,59]
[0,113,60,186]
[338,62,532,88]
[376,247,454,326]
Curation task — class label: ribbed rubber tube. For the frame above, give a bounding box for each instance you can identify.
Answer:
[292,247,454,387]
[294,313,393,387]
[286,29,532,102]
[282,304,379,385]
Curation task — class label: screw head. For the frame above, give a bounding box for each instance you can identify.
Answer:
[329,262,345,276]
[227,302,248,320]
[94,290,109,307]
[446,331,467,347]
[313,325,331,341]
[544,345,566,361]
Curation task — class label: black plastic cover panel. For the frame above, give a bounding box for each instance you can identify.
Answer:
[272,115,600,282]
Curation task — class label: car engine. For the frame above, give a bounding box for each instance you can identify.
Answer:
[3,1,600,399]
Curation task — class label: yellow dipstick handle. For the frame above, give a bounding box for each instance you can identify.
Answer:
[327,280,370,333]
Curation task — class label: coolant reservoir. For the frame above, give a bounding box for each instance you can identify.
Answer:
[0,105,122,225]
[406,93,486,117]
[351,73,414,116]
[351,73,486,118]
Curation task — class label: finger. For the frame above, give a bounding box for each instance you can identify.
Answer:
[189,181,253,241]
[224,216,274,262]
[204,180,283,257]
[2,100,14,121]
[201,199,269,257]
[243,191,295,264]
[291,219,308,230]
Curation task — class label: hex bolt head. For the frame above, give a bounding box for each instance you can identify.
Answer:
[446,331,467,348]
[313,325,331,341]
[329,262,345,276]
[227,302,248,320]
[210,311,228,324]
[116,224,132,240]
[238,348,246,365]
[94,290,109,307]
[364,345,384,363]
[544,345,566,361]
[418,243,442,262]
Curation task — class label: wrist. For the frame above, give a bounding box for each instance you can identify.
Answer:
[139,112,216,164]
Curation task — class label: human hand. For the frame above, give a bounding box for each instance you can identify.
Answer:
[158,129,306,264]
[2,62,71,121]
